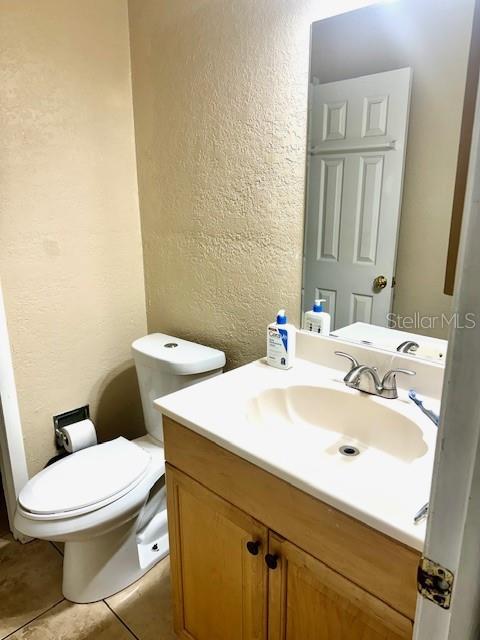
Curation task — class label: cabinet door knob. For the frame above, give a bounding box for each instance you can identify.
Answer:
[265,553,279,570]
[246,540,261,556]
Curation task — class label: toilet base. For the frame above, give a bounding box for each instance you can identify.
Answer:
[63,505,169,603]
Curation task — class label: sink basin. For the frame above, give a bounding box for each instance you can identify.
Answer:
[246,385,428,463]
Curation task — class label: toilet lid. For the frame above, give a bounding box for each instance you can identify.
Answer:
[19,437,152,515]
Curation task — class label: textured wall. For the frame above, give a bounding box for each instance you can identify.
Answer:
[310,0,474,338]
[128,0,375,370]
[1,0,147,475]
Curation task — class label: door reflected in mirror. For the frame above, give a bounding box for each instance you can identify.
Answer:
[302,0,476,363]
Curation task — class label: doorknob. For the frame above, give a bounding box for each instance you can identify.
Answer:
[373,275,388,290]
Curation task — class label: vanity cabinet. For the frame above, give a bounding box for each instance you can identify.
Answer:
[268,533,412,640]
[167,466,268,640]
[165,418,418,640]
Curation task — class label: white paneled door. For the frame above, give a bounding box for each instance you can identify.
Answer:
[303,68,412,330]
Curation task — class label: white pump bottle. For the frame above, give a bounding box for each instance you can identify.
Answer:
[304,299,331,336]
[267,309,296,369]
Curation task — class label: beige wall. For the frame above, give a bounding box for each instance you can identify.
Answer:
[1,0,147,475]
[128,0,375,370]
[311,0,475,338]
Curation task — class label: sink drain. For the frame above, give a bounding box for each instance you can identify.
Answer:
[339,445,360,457]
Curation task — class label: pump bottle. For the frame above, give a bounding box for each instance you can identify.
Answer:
[304,299,331,336]
[267,309,296,369]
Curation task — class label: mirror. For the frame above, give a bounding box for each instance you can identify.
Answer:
[302,0,476,363]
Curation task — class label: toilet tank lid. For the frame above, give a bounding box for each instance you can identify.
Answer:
[131,333,226,375]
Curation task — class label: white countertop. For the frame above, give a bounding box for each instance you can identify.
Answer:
[156,357,438,551]
[331,322,447,363]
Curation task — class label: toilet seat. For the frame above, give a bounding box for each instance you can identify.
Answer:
[19,437,152,520]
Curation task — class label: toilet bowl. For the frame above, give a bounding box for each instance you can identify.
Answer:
[14,334,225,603]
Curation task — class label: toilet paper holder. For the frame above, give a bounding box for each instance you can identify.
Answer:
[53,405,90,450]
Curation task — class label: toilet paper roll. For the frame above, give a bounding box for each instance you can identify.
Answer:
[61,419,98,453]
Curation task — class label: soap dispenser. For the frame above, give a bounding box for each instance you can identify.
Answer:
[304,299,331,336]
[267,309,296,369]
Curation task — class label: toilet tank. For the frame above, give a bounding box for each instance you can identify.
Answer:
[132,333,226,444]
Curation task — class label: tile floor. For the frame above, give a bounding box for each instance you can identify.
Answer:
[0,531,177,640]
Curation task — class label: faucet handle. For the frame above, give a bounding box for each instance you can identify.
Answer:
[334,351,360,369]
[382,368,416,389]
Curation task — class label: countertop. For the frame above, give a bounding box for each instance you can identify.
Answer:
[155,357,438,550]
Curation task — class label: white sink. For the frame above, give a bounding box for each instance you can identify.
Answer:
[155,355,439,550]
[246,385,428,463]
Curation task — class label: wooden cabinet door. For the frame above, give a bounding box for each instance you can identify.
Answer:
[267,533,413,640]
[166,464,268,640]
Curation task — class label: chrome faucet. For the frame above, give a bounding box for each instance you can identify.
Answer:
[335,351,415,399]
[397,340,419,354]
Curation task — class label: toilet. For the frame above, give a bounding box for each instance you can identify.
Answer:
[14,333,225,603]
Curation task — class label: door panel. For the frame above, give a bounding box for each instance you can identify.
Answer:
[354,155,383,265]
[323,101,347,140]
[315,287,336,327]
[167,465,268,640]
[363,95,389,137]
[304,68,412,329]
[268,533,413,640]
[350,292,373,324]
[317,158,344,261]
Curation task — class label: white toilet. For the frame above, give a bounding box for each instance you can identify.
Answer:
[14,333,225,603]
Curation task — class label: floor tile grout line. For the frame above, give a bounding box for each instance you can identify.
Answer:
[1,598,66,640]
[3,598,141,640]
[103,600,141,640]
